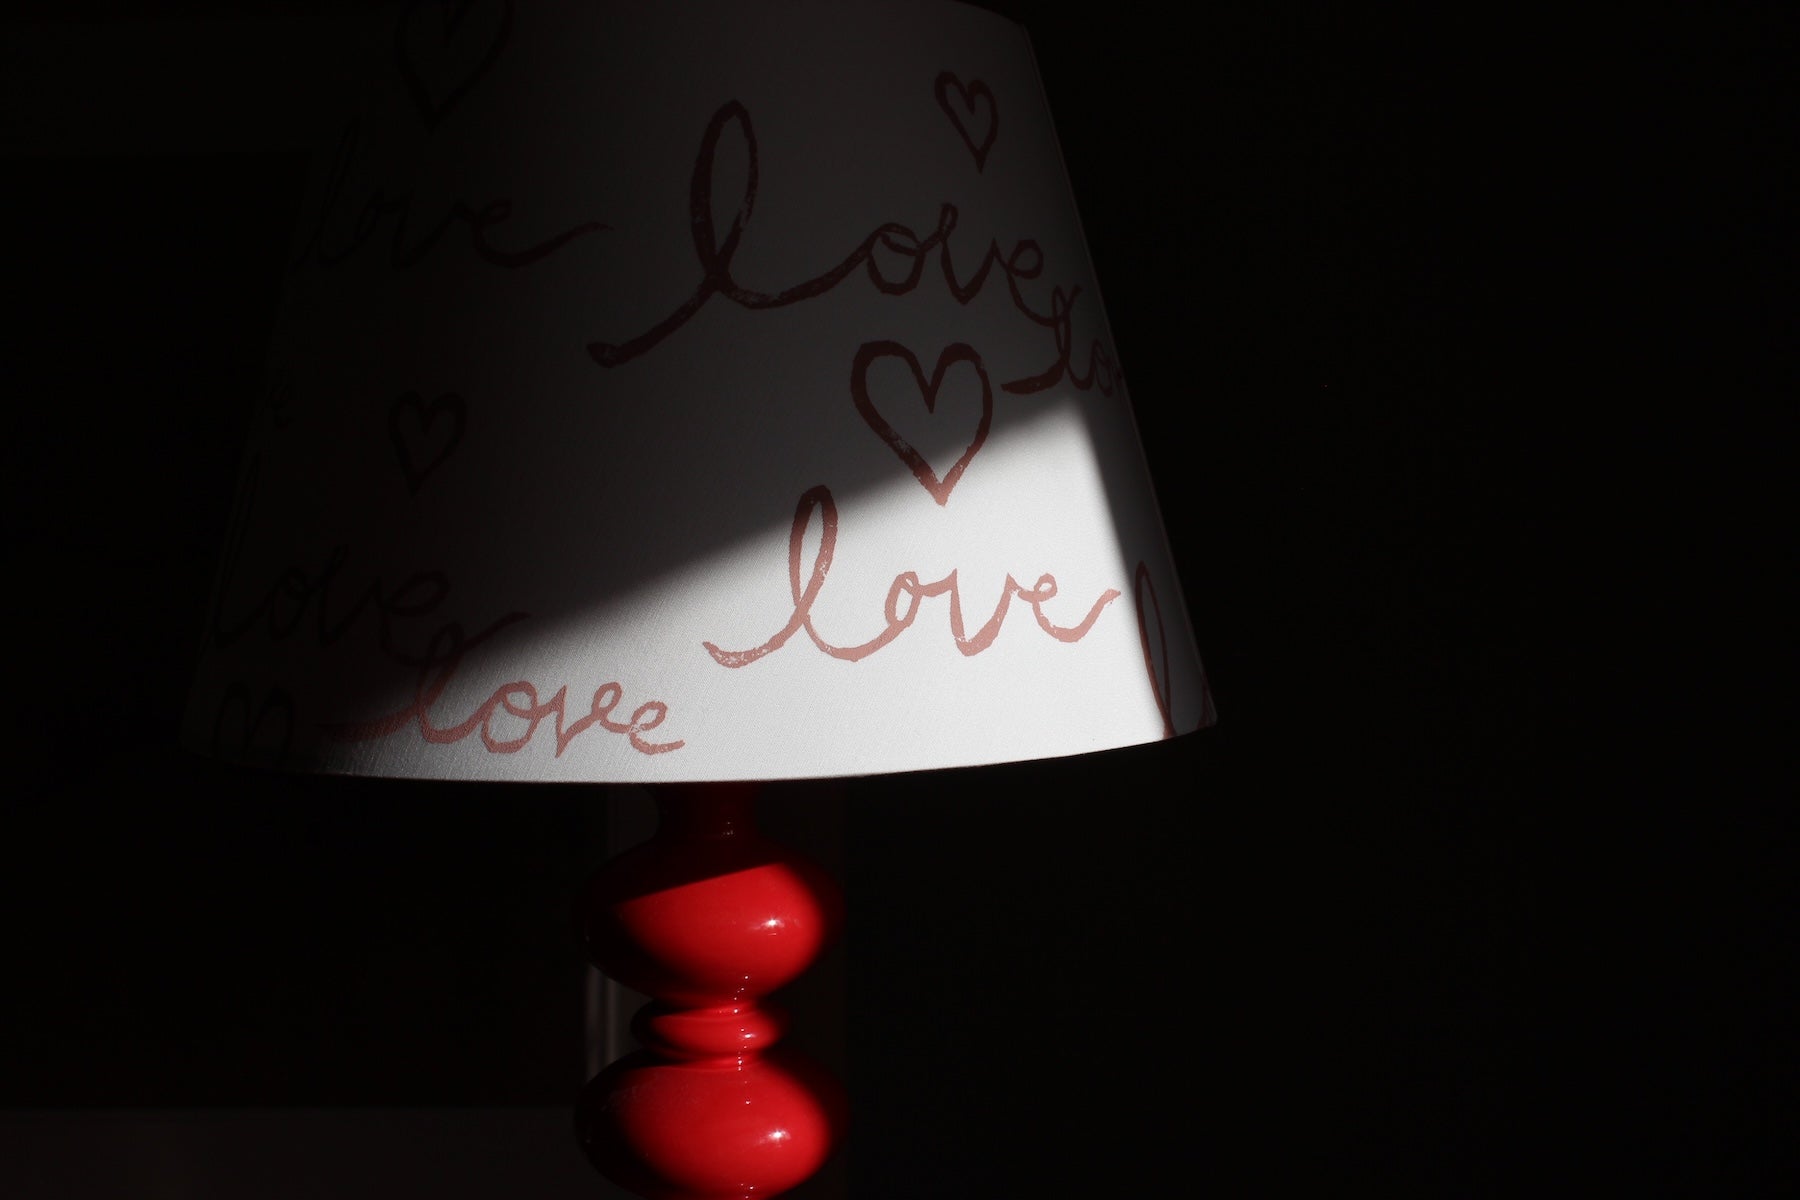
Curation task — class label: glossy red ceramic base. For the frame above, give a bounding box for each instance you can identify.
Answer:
[574,784,846,1199]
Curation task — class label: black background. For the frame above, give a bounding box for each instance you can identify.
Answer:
[2,1,1793,1195]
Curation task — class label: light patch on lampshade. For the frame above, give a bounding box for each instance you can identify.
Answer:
[319,398,1169,782]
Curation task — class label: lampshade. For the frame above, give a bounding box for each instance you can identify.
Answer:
[181,0,1210,783]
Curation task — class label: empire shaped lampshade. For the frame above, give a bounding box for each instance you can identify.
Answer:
[182,0,1211,779]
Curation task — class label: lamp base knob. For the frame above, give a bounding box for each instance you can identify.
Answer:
[575,783,846,1199]
[576,1041,846,1200]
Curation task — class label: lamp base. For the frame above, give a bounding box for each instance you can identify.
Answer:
[574,783,847,1199]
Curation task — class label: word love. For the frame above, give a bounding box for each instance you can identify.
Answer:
[211,458,678,760]
[589,100,1124,400]
[293,117,604,271]
[326,617,683,757]
[210,470,469,669]
[1133,561,1176,738]
[704,485,1120,668]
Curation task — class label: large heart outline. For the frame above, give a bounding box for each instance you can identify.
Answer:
[394,0,515,130]
[851,341,992,507]
[389,391,468,495]
[935,71,998,171]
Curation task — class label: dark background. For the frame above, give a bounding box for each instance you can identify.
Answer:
[2,1,1792,1195]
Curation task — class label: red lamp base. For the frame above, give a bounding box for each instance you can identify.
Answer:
[574,783,847,1199]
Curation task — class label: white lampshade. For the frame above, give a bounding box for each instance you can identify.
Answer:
[182,0,1212,783]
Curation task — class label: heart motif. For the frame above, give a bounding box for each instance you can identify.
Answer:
[212,682,295,763]
[935,71,998,171]
[389,391,468,495]
[394,0,514,130]
[852,341,992,507]
[1134,562,1177,738]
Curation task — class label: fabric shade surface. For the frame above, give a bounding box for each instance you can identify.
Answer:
[182,0,1211,783]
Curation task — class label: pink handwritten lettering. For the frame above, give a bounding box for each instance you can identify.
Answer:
[296,117,605,270]
[587,101,1123,401]
[704,485,1120,668]
[1002,283,1123,398]
[207,428,682,761]
[1133,561,1175,738]
[325,621,683,757]
[212,533,482,671]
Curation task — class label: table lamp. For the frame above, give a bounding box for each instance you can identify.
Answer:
[181,2,1213,1196]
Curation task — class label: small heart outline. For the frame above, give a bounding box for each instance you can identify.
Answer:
[389,391,468,496]
[935,71,998,171]
[394,0,515,130]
